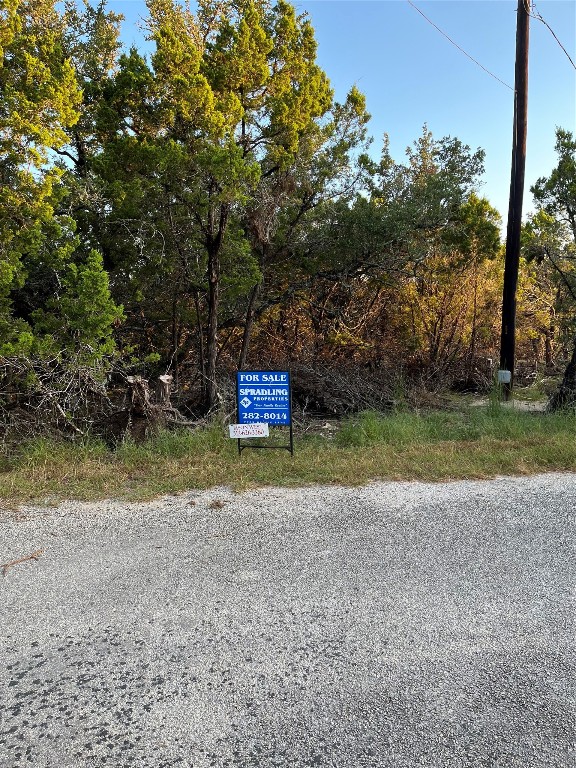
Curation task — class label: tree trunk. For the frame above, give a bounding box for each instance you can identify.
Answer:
[192,289,206,403]
[544,326,554,369]
[238,283,260,370]
[548,337,576,410]
[126,376,152,416]
[154,375,173,407]
[544,308,555,369]
[468,265,478,376]
[171,293,179,374]
[205,244,220,411]
[204,204,229,411]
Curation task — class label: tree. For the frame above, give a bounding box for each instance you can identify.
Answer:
[529,129,576,407]
[521,210,575,368]
[0,0,121,362]
[396,194,501,382]
[90,0,368,410]
[532,129,576,241]
[246,129,502,387]
[236,83,372,369]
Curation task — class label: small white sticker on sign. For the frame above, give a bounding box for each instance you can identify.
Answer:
[229,423,270,438]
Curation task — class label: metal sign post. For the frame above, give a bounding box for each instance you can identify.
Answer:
[235,370,293,455]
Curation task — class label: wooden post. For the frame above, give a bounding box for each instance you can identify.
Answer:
[500,0,530,399]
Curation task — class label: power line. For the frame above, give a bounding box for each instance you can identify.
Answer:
[406,0,514,91]
[531,2,576,71]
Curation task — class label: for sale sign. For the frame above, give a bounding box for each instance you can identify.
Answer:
[236,371,291,425]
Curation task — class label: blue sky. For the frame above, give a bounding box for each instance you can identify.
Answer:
[112,0,576,222]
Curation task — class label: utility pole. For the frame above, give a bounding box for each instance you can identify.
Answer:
[499,0,530,399]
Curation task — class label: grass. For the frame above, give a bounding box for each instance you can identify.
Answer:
[0,405,575,504]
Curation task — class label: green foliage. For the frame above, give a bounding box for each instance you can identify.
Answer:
[525,129,576,382]
[531,129,576,241]
[442,194,501,260]
[522,210,576,338]
[3,0,551,425]
[32,250,123,360]
[302,127,495,282]
[84,0,368,403]
[0,0,122,362]
[0,0,81,164]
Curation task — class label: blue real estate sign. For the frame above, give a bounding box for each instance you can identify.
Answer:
[237,371,291,425]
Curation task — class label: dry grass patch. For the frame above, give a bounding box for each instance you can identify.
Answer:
[0,407,574,504]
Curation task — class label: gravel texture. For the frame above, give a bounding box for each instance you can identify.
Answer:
[1,473,575,767]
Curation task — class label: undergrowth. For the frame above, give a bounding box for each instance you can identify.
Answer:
[0,405,575,504]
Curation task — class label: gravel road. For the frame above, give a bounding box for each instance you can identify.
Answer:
[1,473,575,768]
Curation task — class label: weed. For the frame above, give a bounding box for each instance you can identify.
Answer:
[0,407,574,504]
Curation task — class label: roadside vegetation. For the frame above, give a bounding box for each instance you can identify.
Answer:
[2,0,576,477]
[1,402,575,505]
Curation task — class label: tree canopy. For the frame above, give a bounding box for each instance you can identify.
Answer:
[2,0,573,432]
[0,0,121,361]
